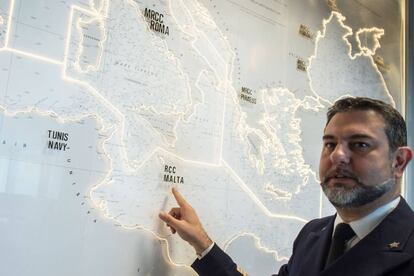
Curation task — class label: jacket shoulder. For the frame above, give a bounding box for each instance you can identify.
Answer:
[298,216,334,236]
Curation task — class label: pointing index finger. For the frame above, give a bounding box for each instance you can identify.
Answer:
[172,187,188,207]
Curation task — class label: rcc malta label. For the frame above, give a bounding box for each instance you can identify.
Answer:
[47,130,69,151]
[163,164,184,184]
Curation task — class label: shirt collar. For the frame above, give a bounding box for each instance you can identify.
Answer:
[334,197,400,240]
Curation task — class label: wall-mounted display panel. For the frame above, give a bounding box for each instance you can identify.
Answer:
[0,0,405,275]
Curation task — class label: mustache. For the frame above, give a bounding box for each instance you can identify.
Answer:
[321,168,360,185]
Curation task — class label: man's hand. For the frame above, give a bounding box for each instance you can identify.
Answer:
[159,187,213,255]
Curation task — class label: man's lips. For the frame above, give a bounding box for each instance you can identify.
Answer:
[325,177,356,186]
[322,170,359,186]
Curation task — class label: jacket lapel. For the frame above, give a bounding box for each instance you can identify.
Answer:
[321,198,414,276]
[296,216,335,275]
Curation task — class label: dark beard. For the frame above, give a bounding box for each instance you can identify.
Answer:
[320,169,394,208]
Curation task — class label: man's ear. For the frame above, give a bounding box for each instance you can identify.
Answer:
[393,147,413,178]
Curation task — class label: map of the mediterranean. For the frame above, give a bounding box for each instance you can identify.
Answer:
[0,0,403,275]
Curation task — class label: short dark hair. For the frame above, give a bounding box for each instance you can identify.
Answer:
[326,97,407,152]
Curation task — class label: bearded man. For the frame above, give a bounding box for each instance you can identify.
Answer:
[159,97,414,276]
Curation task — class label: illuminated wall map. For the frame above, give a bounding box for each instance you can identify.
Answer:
[0,0,403,275]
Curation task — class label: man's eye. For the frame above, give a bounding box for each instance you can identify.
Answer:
[352,142,370,149]
[324,142,335,149]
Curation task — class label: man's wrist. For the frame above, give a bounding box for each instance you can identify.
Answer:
[193,233,213,256]
[197,242,215,259]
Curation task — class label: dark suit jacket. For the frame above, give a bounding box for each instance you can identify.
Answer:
[192,197,414,276]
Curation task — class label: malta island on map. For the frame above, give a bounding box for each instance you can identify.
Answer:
[0,0,403,275]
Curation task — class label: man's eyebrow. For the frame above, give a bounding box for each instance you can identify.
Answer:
[348,134,374,140]
[322,134,374,140]
[322,135,335,140]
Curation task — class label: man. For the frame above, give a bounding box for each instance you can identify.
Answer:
[159,97,414,275]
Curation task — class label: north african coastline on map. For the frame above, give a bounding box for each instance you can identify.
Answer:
[0,0,401,275]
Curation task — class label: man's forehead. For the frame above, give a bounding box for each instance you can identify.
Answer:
[327,109,385,126]
[324,110,387,137]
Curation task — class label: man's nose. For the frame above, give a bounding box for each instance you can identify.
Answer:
[329,143,350,164]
